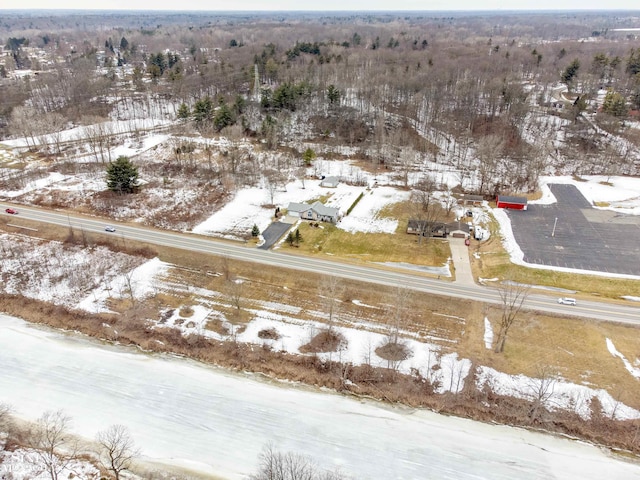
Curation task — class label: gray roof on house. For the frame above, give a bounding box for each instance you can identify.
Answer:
[287,201,339,218]
[446,221,471,233]
[287,202,310,213]
[310,201,339,217]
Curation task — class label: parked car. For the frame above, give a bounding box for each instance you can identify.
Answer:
[4,208,17,214]
[558,297,577,306]
[104,226,116,232]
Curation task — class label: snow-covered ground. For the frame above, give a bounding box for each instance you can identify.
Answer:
[2,315,640,480]
[191,160,410,239]
[2,101,640,478]
[69,255,640,420]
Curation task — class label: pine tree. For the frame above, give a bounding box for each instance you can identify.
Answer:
[602,91,628,117]
[214,102,234,131]
[302,148,316,166]
[561,59,580,89]
[326,85,340,105]
[106,156,139,194]
[177,103,190,120]
[193,96,213,124]
[286,231,294,246]
[251,224,260,237]
[294,229,302,246]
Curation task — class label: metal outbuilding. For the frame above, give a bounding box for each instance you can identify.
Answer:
[496,195,528,210]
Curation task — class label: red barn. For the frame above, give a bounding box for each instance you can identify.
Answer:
[496,195,528,211]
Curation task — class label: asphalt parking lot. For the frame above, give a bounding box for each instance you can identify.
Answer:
[507,184,640,275]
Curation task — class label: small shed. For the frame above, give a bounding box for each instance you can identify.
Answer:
[459,194,484,206]
[320,176,340,188]
[496,195,528,211]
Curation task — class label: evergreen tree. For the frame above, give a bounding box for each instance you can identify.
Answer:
[625,48,640,77]
[302,148,316,166]
[214,102,234,131]
[177,103,190,120]
[602,91,628,117]
[193,96,214,124]
[286,231,295,246]
[561,59,580,88]
[232,94,246,115]
[294,229,302,246]
[326,84,340,105]
[106,156,139,194]
[251,224,260,237]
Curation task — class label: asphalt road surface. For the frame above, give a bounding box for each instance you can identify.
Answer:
[2,203,639,326]
[509,184,640,275]
[258,219,294,250]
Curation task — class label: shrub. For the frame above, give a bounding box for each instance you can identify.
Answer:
[346,192,365,216]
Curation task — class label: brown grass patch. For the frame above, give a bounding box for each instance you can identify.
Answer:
[258,328,280,340]
[376,340,412,361]
[290,221,450,268]
[300,329,347,353]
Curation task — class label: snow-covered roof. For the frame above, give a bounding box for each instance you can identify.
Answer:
[320,176,340,187]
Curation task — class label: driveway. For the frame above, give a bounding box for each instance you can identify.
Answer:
[259,218,296,250]
[449,237,475,285]
[507,184,640,275]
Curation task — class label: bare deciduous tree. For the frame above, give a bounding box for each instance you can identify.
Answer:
[0,402,13,450]
[251,443,346,480]
[410,175,444,244]
[494,282,530,353]
[319,275,343,332]
[96,424,140,480]
[27,410,78,480]
[522,364,558,423]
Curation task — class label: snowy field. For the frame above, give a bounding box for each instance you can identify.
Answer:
[191,160,411,240]
[2,315,640,480]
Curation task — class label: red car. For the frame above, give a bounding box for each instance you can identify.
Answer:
[4,208,17,214]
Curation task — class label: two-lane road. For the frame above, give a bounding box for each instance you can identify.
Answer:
[2,204,639,325]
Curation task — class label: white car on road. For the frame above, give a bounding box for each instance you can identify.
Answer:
[558,297,577,306]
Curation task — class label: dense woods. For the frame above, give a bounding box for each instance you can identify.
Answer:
[1,10,639,200]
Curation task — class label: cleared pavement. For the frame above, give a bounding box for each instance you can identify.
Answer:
[2,203,639,326]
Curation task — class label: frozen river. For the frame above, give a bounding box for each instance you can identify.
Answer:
[1,314,639,479]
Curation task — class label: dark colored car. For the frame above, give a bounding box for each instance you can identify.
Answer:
[4,208,17,214]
